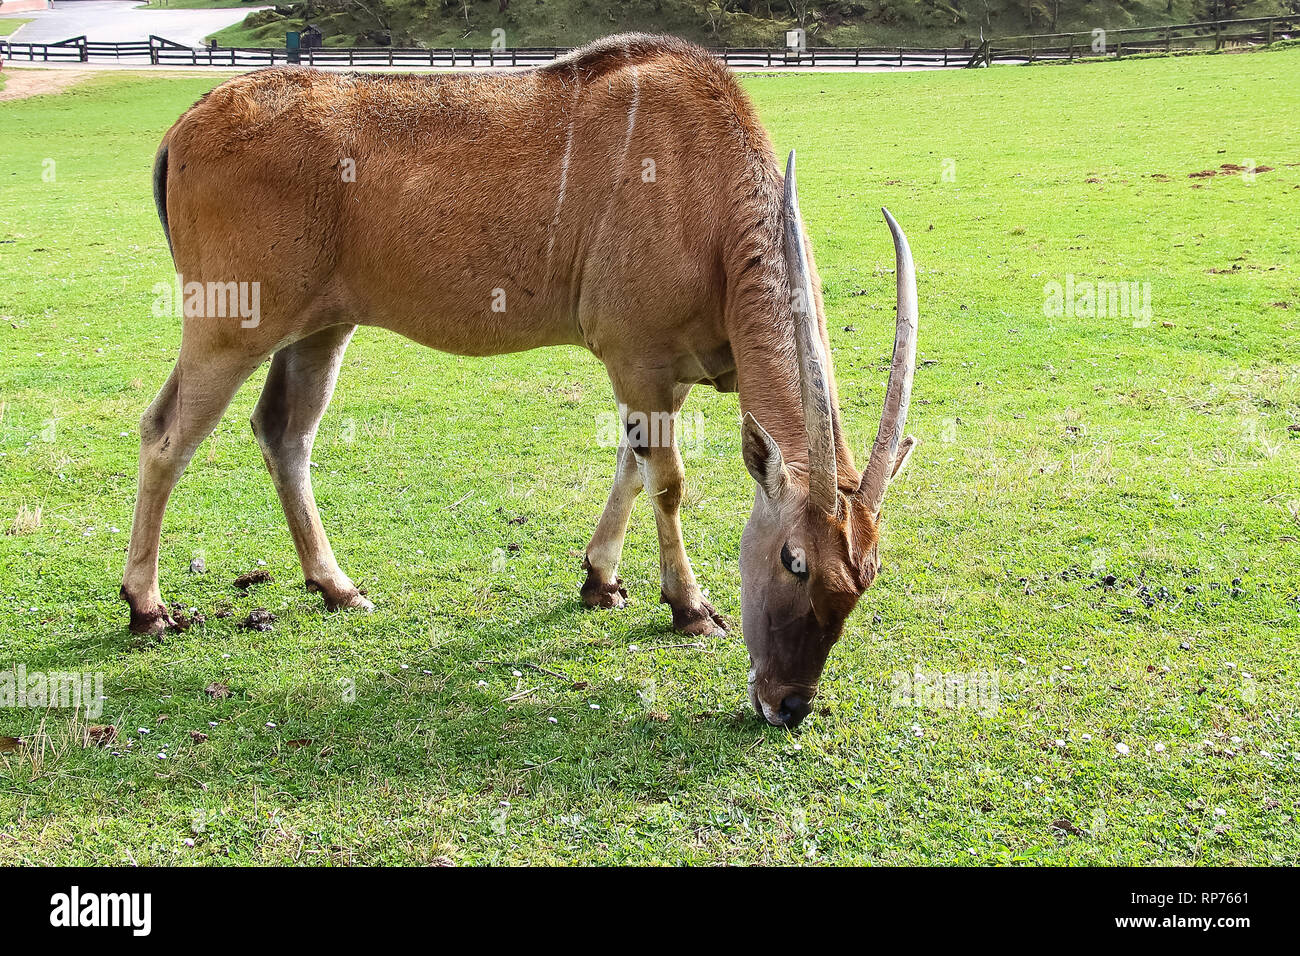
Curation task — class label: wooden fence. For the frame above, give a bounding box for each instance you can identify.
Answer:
[976,14,1298,65]
[1,16,1295,70]
[148,41,970,69]
[0,35,969,69]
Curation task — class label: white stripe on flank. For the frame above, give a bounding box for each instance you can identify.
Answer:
[613,65,640,189]
[546,68,581,263]
[594,51,640,244]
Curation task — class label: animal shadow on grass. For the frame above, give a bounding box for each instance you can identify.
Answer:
[16,587,763,804]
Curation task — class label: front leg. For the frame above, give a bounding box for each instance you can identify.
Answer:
[582,435,641,609]
[620,381,727,637]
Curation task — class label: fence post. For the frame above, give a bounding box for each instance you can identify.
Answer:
[1267,18,1274,45]
[1166,28,1171,52]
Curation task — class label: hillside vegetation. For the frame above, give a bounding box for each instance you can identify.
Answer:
[210,0,1298,49]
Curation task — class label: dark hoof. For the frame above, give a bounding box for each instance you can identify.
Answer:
[121,585,179,635]
[581,557,628,610]
[307,580,375,613]
[667,596,728,637]
[581,574,628,610]
[127,603,179,636]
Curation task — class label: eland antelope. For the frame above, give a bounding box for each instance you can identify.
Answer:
[122,34,918,728]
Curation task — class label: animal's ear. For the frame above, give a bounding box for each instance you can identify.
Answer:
[890,435,917,480]
[741,413,788,500]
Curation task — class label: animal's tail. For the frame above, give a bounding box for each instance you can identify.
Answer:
[152,142,173,261]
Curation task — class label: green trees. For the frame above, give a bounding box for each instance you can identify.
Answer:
[241,0,1295,48]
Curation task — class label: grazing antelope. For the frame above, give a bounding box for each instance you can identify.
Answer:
[123,34,918,728]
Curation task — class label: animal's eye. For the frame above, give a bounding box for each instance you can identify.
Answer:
[780,543,809,581]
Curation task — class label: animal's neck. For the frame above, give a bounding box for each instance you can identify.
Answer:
[732,316,862,491]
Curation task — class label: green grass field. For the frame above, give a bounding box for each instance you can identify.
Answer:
[0,18,33,38]
[0,52,1297,865]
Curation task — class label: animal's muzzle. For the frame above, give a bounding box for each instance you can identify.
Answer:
[748,670,814,728]
[774,694,812,728]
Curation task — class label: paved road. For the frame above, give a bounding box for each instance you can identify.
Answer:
[1,0,262,47]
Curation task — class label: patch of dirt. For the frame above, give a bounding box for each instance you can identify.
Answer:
[84,725,117,748]
[169,609,199,631]
[1188,163,1275,179]
[1050,818,1086,837]
[242,608,275,632]
[233,568,271,589]
[0,68,94,103]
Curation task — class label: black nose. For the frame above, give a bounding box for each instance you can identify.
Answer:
[776,695,812,728]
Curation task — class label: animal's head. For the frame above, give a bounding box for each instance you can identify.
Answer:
[740,152,918,729]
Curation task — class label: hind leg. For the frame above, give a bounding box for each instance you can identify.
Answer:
[121,345,265,634]
[250,323,371,613]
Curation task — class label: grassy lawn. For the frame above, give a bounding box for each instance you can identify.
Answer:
[0,52,1297,865]
[0,18,33,37]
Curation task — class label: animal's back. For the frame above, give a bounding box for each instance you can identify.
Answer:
[157,36,782,359]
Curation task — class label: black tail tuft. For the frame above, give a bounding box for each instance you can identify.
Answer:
[153,145,173,261]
